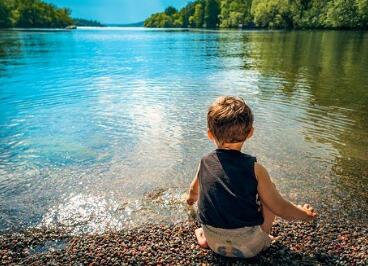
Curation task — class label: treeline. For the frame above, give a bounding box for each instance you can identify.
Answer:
[73,18,104,27]
[0,0,73,28]
[144,0,368,29]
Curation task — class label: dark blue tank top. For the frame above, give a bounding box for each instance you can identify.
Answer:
[198,149,263,229]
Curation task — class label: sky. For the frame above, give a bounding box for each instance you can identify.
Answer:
[47,0,190,24]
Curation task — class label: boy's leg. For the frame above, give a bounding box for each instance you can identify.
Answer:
[195,228,209,248]
[260,202,275,235]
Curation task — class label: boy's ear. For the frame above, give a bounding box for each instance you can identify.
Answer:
[207,129,214,140]
[247,127,254,139]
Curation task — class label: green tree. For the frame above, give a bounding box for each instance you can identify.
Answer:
[219,0,253,28]
[326,0,361,28]
[172,13,184,27]
[144,12,174,27]
[0,0,73,28]
[189,3,204,27]
[0,1,12,27]
[159,13,174,27]
[356,0,368,26]
[179,2,196,27]
[251,0,292,28]
[289,0,329,28]
[204,0,220,28]
[165,6,178,16]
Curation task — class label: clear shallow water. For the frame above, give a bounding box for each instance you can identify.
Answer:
[0,28,367,233]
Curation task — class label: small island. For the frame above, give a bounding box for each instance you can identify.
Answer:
[144,0,368,29]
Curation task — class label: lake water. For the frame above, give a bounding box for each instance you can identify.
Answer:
[0,28,367,234]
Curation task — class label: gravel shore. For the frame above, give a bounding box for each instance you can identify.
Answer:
[1,216,367,265]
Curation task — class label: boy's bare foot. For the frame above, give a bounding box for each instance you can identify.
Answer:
[195,228,209,249]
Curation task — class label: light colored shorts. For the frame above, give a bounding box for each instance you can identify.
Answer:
[202,224,271,258]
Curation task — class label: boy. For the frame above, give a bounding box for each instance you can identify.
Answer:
[186,96,317,258]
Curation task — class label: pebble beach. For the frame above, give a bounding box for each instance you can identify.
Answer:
[1,216,367,265]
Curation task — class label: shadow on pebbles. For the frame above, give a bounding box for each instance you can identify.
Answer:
[0,218,367,265]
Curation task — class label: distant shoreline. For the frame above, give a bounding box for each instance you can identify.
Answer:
[1,27,367,33]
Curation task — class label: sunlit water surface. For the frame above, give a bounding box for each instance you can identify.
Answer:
[0,28,367,234]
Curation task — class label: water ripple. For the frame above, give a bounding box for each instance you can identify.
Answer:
[0,29,367,232]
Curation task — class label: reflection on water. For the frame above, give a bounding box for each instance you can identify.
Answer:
[41,188,187,234]
[0,28,367,233]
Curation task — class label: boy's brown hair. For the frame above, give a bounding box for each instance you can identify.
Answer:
[207,96,253,144]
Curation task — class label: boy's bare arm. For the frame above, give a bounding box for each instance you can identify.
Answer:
[186,164,200,205]
[255,163,317,221]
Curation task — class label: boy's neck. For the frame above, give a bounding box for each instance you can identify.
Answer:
[217,142,244,151]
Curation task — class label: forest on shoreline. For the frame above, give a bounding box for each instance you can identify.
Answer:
[0,0,103,28]
[144,0,368,29]
[0,0,72,28]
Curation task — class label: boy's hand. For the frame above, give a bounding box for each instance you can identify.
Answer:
[298,204,317,221]
[187,164,200,205]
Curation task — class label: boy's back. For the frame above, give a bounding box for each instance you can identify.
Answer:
[198,149,263,229]
[186,96,317,258]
